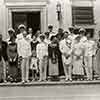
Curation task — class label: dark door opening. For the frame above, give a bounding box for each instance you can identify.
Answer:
[85,28,94,38]
[12,11,41,34]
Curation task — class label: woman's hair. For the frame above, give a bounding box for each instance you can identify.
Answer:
[50,35,56,41]
[75,35,81,41]
[39,34,45,40]
[44,32,49,36]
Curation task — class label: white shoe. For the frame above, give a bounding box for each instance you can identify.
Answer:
[21,81,25,84]
[65,78,68,81]
[69,79,72,82]
[38,79,43,82]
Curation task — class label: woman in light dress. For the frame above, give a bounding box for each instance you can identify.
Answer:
[95,31,100,78]
[72,36,85,80]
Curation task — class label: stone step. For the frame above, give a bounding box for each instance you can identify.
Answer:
[0,80,100,87]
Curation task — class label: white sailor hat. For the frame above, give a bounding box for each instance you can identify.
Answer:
[69,26,75,30]
[79,28,86,32]
[8,28,15,33]
[18,24,26,29]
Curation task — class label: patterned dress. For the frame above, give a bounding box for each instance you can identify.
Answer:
[7,41,18,81]
[0,41,8,82]
[48,43,59,76]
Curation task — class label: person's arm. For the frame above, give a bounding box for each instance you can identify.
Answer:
[36,44,40,59]
[48,45,51,58]
[59,41,64,54]
[17,41,22,57]
[3,42,8,61]
[92,41,97,56]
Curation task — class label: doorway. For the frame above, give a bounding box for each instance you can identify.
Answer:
[12,11,41,34]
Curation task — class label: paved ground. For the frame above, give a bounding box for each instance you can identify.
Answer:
[0,83,100,100]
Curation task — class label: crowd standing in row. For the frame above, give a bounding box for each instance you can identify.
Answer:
[0,24,100,83]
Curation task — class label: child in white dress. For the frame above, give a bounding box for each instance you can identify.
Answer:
[30,50,39,81]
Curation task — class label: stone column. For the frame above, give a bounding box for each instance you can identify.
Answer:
[0,0,7,39]
[41,5,48,33]
[94,0,100,39]
[63,0,72,31]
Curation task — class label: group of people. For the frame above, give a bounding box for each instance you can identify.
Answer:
[0,24,100,83]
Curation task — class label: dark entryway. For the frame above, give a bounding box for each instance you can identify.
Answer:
[12,11,41,34]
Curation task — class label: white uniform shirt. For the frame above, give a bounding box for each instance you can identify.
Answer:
[36,42,48,59]
[44,38,51,45]
[27,34,33,41]
[80,36,87,43]
[68,34,77,41]
[16,33,23,42]
[84,39,96,57]
[59,39,72,64]
[17,38,32,58]
[68,34,78,48]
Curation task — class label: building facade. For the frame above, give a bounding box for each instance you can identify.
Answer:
[0,0,98,39]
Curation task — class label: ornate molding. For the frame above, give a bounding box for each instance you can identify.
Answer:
[6,2,47,8]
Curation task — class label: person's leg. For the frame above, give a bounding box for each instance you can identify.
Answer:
[62,56,68,80]
[43,57,48,81]
[68,64,72,80]
[25,57,30,82]
[84,57,89,80]
[88,56,93,80]
[39,59,43,81]
[2,57,7,82]
[32,70,35,81]
[64,64,69,80]
[21,58,26,82]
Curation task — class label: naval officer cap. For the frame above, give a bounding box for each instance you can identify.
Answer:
[18,24,26,29]
[69,26,75,30]
[79,28,86,32]
[8,28,15,33]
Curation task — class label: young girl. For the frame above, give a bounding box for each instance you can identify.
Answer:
[36,34,48,81]
[30,50,38,81]
[72,36,84,80]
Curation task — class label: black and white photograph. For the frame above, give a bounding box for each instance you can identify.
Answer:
[0,0,100,100]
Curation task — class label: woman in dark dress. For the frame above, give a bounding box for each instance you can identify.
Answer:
[7,35,18,82]
[48,36,59,80]
[56,29,64,76]
[0,34,8,82]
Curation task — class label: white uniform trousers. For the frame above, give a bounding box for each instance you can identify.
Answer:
[39,57,48,81]
[84,56,93,80]
[21,57,30,82]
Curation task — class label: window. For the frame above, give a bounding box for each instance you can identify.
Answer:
[72,7,94,25]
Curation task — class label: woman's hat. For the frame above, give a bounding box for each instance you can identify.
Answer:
[39,34,45,39]
[18,24,26,29]
[79,28,86,32]
[48,25,53,29]
[8,28,15,33]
